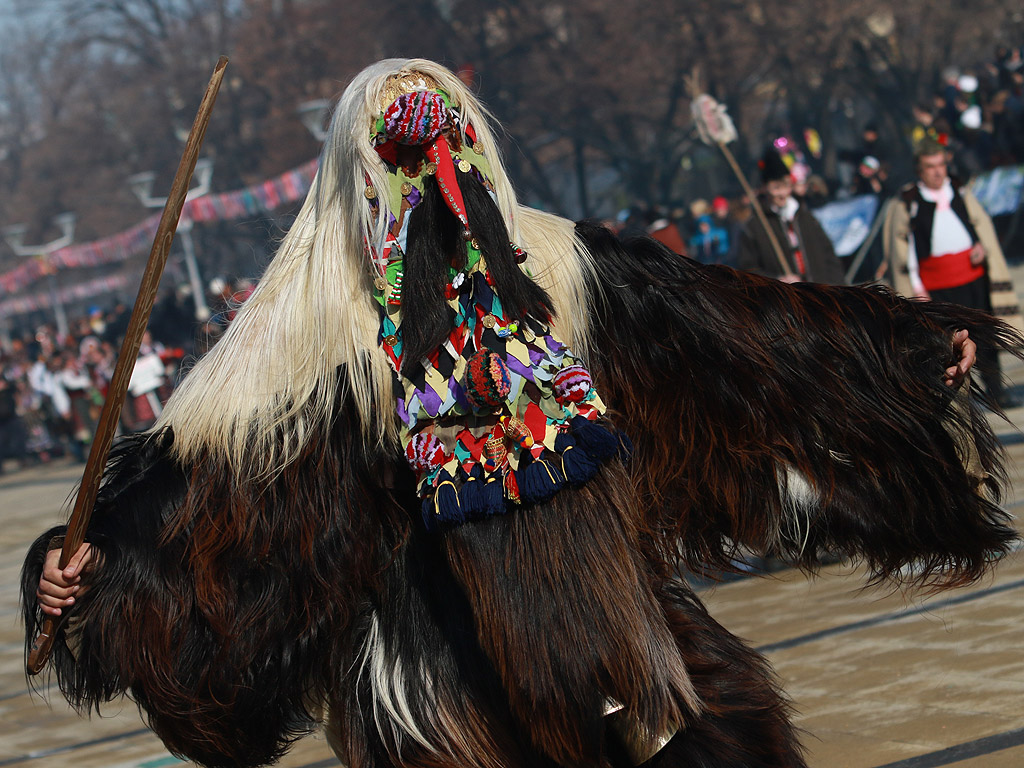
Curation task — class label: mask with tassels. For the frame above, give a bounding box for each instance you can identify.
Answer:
[365,70,627,528]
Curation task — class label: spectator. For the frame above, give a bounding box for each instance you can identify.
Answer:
[738,147,846,284]
[688,214,730,265]
[710,195,739,266]
[881,138,1024,407]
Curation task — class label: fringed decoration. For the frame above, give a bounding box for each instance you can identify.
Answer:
[481,475,505,516]
[556,434,600,486]
[420,418,625,529]
[516,457,565,505]
[570,414,620,461]
[432,477,463,525]
[503,470,521,504]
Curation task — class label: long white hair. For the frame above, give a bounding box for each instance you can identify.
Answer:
[156,58,595,475]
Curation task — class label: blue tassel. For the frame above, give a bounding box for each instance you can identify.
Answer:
[459,473,484,520]
[516,458,564,504]
[571,416,619,461]
[482,476,505,516]
[560,443,599,485]
[430,478,464,527]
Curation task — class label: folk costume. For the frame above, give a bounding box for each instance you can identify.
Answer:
[23,60,1023,768]
[882,176,1024,403]
[738,148,846,284]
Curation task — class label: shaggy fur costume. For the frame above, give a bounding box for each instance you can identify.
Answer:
[22,59,1020,768]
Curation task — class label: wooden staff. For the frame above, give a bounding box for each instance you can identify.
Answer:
[687,79,793,276]
[716,141,793,276]
[28,56,229,675]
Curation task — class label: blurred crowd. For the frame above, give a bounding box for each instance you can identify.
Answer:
[614,43,1024,269]
[0,277,255,473]
[4,44,1024,472]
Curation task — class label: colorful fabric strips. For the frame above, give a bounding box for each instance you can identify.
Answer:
[383,259,627,529]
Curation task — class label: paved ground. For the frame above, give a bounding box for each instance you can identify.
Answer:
[2,359,1023,767]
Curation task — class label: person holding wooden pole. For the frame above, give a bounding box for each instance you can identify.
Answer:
[25,59,1021,768]
[737,147,847,284]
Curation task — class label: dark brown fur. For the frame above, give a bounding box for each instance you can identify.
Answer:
[443,460,696,766]
[21,219,1022,768]
[579,221,1019,587]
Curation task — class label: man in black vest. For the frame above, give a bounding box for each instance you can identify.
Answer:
[882,138,1024,407]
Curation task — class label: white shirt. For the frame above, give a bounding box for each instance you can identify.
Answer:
[907,179,974,295]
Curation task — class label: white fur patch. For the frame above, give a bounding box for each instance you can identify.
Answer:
[775,463,821,556]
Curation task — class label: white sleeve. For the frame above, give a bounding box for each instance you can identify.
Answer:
[906,234,926,296]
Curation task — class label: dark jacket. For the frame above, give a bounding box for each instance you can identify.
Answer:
[738,199,846,284]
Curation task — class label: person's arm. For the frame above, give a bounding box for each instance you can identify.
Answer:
[906,233,929,298]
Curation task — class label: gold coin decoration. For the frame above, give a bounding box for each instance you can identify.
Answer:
[364,185,377,199]
[473,140,484,153]
[458,159,472,173]
[424,162,438,175]
[383,334,399,346]
[481,314,496,329]
[377,70,442,111]
[373,276,388,291]
[400,182,413,196]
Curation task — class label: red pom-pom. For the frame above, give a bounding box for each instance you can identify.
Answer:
[553,365,592,403]
[406,432,447,473]
[465,350,512,409]
[383,91,448,146]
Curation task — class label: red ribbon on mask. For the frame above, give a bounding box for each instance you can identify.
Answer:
[376,90,470,232]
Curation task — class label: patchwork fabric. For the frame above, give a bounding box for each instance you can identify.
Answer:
[368,88,625,528]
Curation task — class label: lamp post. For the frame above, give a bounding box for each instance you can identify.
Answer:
[297,98,331,142]
[128,157,213,321]
[3,212,76,340]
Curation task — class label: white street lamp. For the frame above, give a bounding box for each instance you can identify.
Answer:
[3,213,76,340]
[297,98,331,142]
[128,158,213,321]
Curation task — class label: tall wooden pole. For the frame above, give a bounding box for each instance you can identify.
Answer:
[28,56,229,675]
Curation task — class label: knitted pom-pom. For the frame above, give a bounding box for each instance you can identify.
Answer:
[383,91,448,146]
[465,350,512,410]
[406,431,447,473]
[552,364,593,403]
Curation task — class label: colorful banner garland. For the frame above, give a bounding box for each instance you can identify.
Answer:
[3,159,1023,318]
[0,273,133,318]
[0,159,318,296]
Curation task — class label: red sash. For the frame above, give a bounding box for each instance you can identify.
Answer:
[918,247,984,291]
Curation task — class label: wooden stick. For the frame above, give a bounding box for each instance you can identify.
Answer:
[28,56,229,675]
[717,141,793,276]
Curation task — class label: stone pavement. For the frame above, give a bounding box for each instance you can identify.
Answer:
[2,361,1023,767]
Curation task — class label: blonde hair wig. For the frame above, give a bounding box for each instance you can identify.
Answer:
[156,58,595,476]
